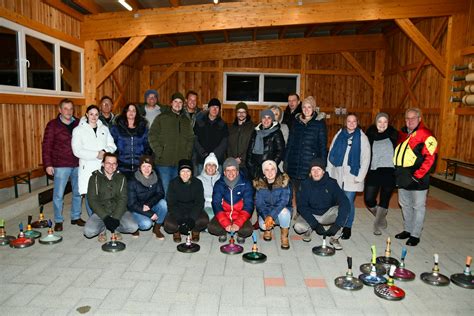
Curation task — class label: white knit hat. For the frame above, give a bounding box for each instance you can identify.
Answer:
[204,152,219,168]
[261,160,277,171]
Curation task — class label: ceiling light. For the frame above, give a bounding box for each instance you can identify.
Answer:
[213,0,219,4]
[119,0,133,11]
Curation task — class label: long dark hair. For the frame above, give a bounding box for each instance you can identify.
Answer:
[85,105,99,124]
[120,103,142,128]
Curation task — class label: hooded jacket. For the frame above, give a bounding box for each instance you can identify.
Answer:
[227,116,255,166]
[197,153,221,209]
[253,172,291,220]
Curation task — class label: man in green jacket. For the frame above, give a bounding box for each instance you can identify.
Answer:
[148,92,194,194]
[84,153,138,242]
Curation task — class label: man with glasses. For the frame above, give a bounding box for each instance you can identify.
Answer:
[227,102,255,177]
[393,108,438,246]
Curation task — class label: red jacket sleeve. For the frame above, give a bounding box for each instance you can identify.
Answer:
[413,135,438,179]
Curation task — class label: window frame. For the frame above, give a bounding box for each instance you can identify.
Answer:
[223,72,300,106]
[0,18,84,97]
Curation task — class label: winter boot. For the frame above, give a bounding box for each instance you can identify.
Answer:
[263,229,272,241]
[153,224,165,240]
[375,206,388,229]
[280,227,290,250]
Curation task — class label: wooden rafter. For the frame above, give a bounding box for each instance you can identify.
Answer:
[304,25,317,37]
[163,36,177,47]
[71,0,104,14]
[396,18,448,109]
[340,51,375,87]
[356,21,380,34]
[395,18,447,77]
[95,35,146,88]
[253,29,257,41]
[278,26,287,39]
[223,30,229,42]
[193,33,204,45]
[141,34,385,65]
[151,63,183,90]
[330,24,346,36]
[81,0,468,40]
[97,42,127,111]
[126,0,144,10]
[41,0,84,21]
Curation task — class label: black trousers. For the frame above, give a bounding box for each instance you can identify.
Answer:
[364,185,394,209]
[163,211,209,233]
[207,217,253,238]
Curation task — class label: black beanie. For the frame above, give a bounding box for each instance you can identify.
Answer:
[208,98,221,109]
[178,159,193,174]
[309,158,327,171]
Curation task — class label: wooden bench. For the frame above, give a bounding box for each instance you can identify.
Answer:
[442,158,474,181]
[0,167,44,198]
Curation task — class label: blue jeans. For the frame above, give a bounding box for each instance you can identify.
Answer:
[157,166,178,195]
[344,191,357,227]
[132,199,168,230]
[53,167,82,223]
[85,195,93,217]
[258,207,292,229]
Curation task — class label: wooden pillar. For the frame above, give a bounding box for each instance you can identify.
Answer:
[140,65,150,104]
[372,49,385,118]
[84,40,99,113]
[217,59,224,101]
[300,54,307,99]
[437,13,469,172]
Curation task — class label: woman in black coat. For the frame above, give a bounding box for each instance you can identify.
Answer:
[164,159,209,243]
[246,109,285,179]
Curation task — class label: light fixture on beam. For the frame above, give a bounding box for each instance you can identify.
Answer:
[213,0,219,4]
[119,0,133,11]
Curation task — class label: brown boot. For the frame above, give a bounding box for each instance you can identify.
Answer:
[191,231,200,242]
[173,232,181,243]
[280,227,290,250]
[263,229,272,241]
[153,224,165,240]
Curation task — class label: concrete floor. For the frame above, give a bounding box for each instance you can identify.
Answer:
[0,186,473,315]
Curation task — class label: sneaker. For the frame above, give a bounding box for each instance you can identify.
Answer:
[329,237,343,250]
[237,236,245,244]
[406,236,420,246]
[395,231,411,239]
[131,231,140,238]
[98,232,107,243]
[340,227,351,240]
[302,229,312,242]
[218,235,227,243]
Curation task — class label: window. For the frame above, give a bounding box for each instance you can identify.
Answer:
[224,72,299,105]
[0,18,83,96]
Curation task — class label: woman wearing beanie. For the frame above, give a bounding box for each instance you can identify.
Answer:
[164,159,209,243]
[110,103,152,179]
[246,108,285,179]
[364,113,398,235]
[253,160,292,249]
[197,153,221,220]
[327,113,371,240]
[127,155,167,239]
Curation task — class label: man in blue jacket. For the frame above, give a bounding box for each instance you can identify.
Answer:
[294,158,350,250]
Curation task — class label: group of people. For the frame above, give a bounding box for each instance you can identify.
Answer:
[42,90,438,249]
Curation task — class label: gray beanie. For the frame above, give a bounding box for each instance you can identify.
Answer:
[375,112,389,123]
[223,157,239,171]
[144,89,158,102]
[260,109,275,121]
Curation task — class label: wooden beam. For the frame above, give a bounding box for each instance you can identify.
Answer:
[300,54,307,99]
[95,35,146,88]
[193,33,204,45]
[84,40,99,111]
[141,34,386,65]
[162,36,177,47]
[217,60,224,101]
[126,0,144,10]
[97,42,126,112]
[71,0,104,14]
[395,18,447,77]
[151,63,183,90]
[223,30,229,42]
[81,0,469,40]
[253,28,257,41]
[356,21,380,34]
[306,69,364,76]
[340,51,375,87]
[385,60,431,76]
[460,45,474,56]
[41,0,84,21]
[455,107,474,115]
[372,49,385,117]
[140,66,150,102]
[279,26,287,39]
[0,6,83,47]
[0,93,84,105]
[330,24,346,36]
[304,25,317,38]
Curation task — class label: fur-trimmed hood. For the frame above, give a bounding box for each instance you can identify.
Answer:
[253,172,290,190]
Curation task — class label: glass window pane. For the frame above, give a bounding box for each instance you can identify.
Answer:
[25,34,55,90]
[0,26,19,87]
[226,75,259,102]
[264,76,297,102]
[60,46,81,92]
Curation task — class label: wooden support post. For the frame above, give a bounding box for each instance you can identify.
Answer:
[372,49,385,118]
[300,54,307,99]
[437,14,468,172]
[84,40,99,113]
[140,65,151,104]
[217,60,224,101]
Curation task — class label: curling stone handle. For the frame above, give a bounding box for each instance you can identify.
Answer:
[347,256,352,269]
[371,245,377,264]
[19,222,24,231]
[0,218,4,227]
[40,205,44,212]
[389,265,396,277]
[434,253,439,264]
[466,256,472,267]
[385,237,391,256]
[28,215,32,225]
[252,231,257,244]
[401,247,407,260]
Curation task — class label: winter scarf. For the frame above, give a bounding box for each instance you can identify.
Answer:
[252,122,279,155]
[329,128,362,176]
[134,170,158,187]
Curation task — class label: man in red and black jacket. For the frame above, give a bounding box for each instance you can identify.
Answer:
[393,108,438,246]
[209,158,254,244]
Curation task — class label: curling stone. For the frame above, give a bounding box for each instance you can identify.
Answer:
[335,256,364,291]
[420,253,450,286]
[220,232,243,255]
[359,245,387,286]
[450,256,474,289]
[10,223,35,249]
[38,220,63,245]
[31,205,48,229]
[360,244,387,276]
[376,237,400,271]
[394,247,416,281]
[242,231,267,264]
[374,265,406,301]
[102,232,126,252]
[312,235,335,257]
[0,219,16,246]
[23,215,41,239]
[177,232,200,253]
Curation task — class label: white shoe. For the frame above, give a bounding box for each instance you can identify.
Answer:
[329,237,343,250]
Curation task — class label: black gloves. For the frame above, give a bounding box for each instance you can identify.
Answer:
[178,218,196,234]
[326,223,341,237]
[103,216,120,232]
[312,222,327,236]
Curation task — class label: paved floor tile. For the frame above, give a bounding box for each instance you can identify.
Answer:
[304,278,327,288]
[264,277,285,287]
